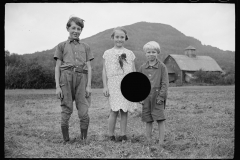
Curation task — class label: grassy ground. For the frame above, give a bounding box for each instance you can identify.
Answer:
[5,86,234,158]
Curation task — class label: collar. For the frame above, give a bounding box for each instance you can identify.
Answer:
[67,37,80,44]
[145,59,160,69]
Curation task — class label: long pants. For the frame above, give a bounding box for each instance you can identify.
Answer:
[59,69,90,129]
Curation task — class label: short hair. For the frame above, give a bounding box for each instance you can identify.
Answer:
[111,27,129,41]
[143,41,161,54]
[66,16,85,29]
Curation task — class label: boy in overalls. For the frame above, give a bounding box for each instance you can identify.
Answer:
[54,17,94,144]
[139,41,169,148]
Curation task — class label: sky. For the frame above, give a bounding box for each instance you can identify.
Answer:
[5,3,235,55]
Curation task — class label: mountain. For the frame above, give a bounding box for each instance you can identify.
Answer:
[22,21,235,86]
[81,21,234,71]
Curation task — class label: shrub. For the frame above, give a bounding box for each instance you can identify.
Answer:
[224,74,235,85]
[5,61,55,89]
[192,70,234,85]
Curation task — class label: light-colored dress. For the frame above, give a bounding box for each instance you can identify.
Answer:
[103,47,136,112]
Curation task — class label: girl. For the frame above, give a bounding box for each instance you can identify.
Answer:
[102,27,136,141]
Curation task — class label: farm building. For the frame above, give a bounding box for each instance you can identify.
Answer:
[163,46,223,85]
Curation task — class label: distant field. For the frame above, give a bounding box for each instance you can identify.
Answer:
[5,86,234,158]
[5,85,234,95]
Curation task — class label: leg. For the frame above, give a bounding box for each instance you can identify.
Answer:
[75,73,90,141]
[108,110,119,136]
[152,89,166,145]
[120,109,128,136]
[60,71,74,143]
[157,120,165,145]
[141,95,153,143]
[146,122,153,142]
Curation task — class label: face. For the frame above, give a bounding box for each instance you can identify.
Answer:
[145,49,158,62]
[112,30,126,48]
[67,21,82,39]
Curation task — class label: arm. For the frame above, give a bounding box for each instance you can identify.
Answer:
[85,61,92,97]
[102,59,109,97]
[158,65,169,101]
[84,43,94,97]
[55,59,63,99]
[102,60,107,87]
[138,65,144,104]
[132,61,136,72]
[86,61,92,87]
[131,52,136,72]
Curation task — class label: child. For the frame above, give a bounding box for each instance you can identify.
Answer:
[138,41,169,147]
[102,26,136,141]
[54,16,94,144]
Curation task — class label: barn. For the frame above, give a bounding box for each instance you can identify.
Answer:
[163,46,223,85]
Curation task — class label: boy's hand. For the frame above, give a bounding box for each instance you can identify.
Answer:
[156,96,164,105]
[103,87,109,97]
[56,87,63,100]
[86,86,92,98]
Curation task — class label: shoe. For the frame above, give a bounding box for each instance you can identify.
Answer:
[143,139,152,146]
[109,135,115,141]
[122,135,127,141]
[61,126,70,144]
[118,135,127,142]
[80,128,88,140]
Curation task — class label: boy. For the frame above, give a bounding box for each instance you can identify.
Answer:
[138,41,169,148]
[54,17,94,144]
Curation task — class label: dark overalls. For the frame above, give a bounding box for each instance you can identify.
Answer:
[54,37,94,142]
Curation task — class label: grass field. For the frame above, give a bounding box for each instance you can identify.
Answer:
[5,86,235,158]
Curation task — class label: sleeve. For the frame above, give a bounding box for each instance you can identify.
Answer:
[158,64,169,100]
[102,51,107,60]
[131,51,136,61]
[53,43,63,61]
[85,43,94,62]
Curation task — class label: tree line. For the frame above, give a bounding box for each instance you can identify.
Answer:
[5,50,234,89]
[5,51,55,89]
[5,50,104,89]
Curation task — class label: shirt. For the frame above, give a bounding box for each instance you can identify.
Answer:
[54,37,94,70]
[103,47,135,78]
[138,59,169,100]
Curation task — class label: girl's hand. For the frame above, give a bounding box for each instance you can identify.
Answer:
[139,101,144,105]
[86,86,92,98]
[56,87,63,100]
[103,87,109,97]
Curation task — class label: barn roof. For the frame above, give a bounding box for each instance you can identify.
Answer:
[185,46,196,50]
[168,54,223,72]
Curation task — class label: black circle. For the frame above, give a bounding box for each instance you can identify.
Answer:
[121,72,151,102]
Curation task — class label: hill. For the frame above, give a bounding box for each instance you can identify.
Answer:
[22,21,235,87]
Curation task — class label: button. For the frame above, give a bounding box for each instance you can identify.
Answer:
[149,74,151,77]
[75,52,77,54]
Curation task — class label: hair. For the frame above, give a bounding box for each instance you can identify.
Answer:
[111,27,129,41]
[143,41,161,54]
[66,16,85,29]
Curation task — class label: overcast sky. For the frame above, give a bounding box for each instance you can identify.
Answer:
[5,3,235,55]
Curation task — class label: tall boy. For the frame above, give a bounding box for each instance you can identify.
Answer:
[54,17,94,144]
[138,41,169,147]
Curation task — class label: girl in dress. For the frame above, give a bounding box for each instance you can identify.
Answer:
[102,27,136,141]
